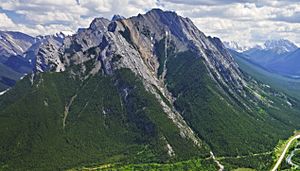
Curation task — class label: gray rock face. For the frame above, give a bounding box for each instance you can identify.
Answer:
[65,9,244,87]
[34,35,65,72]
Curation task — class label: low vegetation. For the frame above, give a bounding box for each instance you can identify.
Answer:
[0,67,209,170]
[69,158,217,171]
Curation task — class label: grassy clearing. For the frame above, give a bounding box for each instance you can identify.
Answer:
[233,168,256,171]
[68,158,218,171]
[0,68,209,170]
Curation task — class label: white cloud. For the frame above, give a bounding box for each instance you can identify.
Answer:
[0,13,16,28]
[0,0,159,36]
[158,0,300,46]
[0,0,300,46]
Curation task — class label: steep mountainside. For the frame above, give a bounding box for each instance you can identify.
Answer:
[1,9,300,170]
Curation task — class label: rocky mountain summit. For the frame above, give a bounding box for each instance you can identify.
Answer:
[38,9,246,100]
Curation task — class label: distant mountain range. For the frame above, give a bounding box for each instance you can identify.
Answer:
[225,39,300,78]
[223,41,250,52]
[0,31,64,91]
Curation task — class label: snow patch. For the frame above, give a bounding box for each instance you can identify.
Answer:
[30,73,34,85]
[20,73,27,80]
[44,100,48,106]
[55,62,65,72]
[223,41,249,52]
[287,100,292,107]
[0,88,10,96]
[210,151,224,171]
[166,143,175,157]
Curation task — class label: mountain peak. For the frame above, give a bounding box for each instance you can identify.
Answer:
[146,8,178,18]
[89,17,110,31]
[146,8,166,15]
[264,39,298,54]
[223,41,249,52]
[111,14,125,21]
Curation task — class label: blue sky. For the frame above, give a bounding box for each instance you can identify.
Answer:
[0,0,300,46]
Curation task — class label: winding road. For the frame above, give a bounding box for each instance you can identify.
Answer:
[286,147,300,168]
[271,134,300,171]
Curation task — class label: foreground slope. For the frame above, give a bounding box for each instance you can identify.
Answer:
[0,68,210,170]
[1,9,300,170]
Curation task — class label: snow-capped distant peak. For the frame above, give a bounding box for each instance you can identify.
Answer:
[263,39,298,54]
[55,32,65,39]
[223,41,249,52]
[0,88,10,96]
[111,14,125,21]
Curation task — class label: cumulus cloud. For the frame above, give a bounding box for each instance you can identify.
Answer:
[158,0,300,46]
[162,0,250,6]
[0,0,160,35]
[0,0,300,46]
[0,13,16,28]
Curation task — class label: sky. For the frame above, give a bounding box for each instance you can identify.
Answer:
[0,0,300,47]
